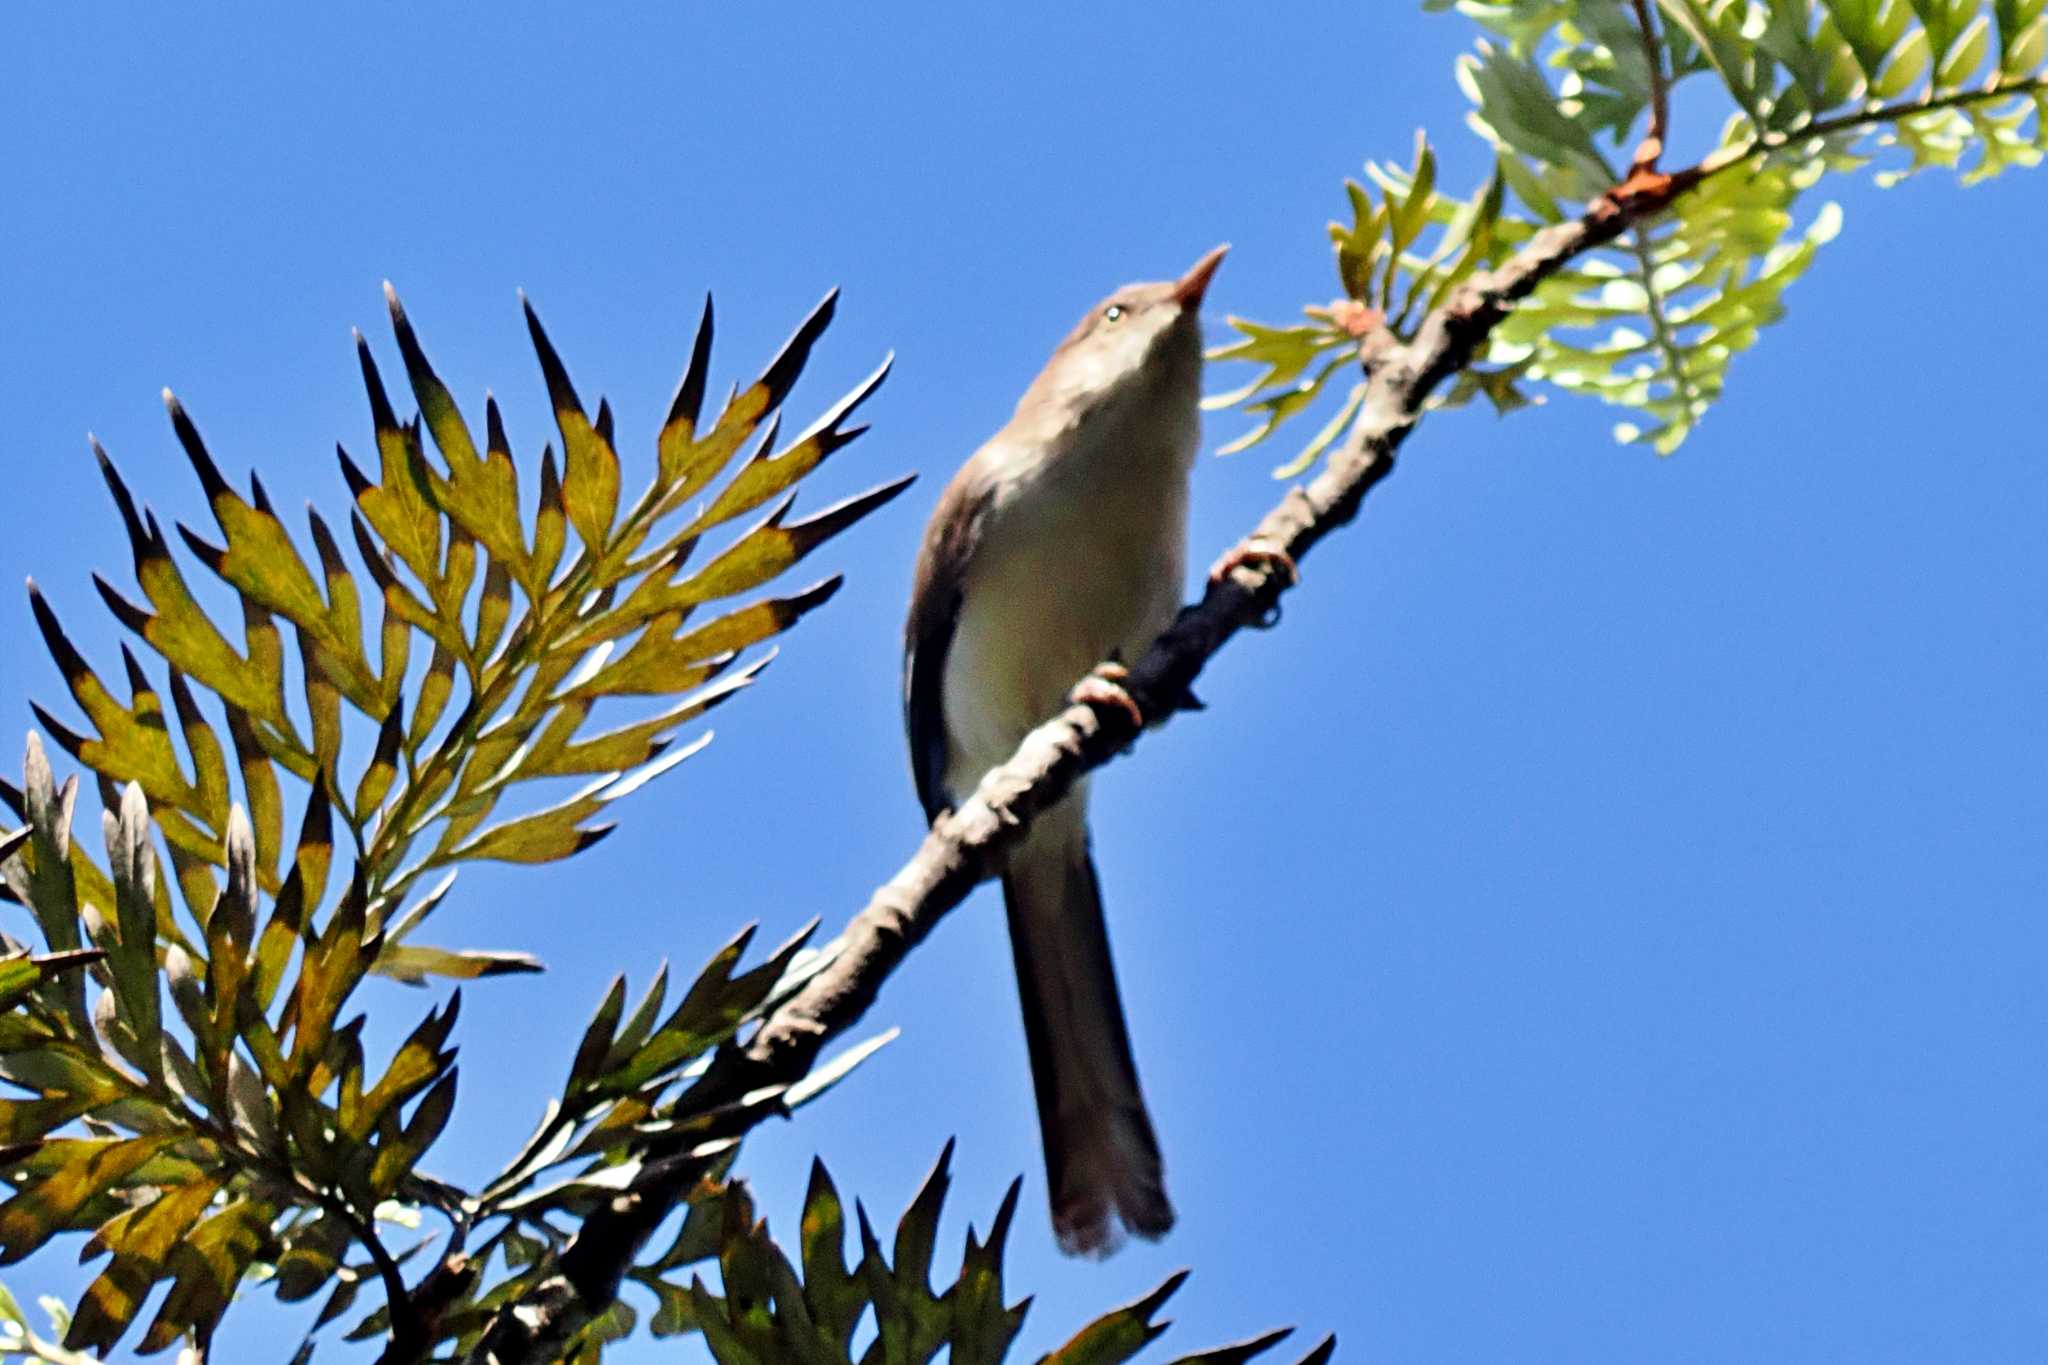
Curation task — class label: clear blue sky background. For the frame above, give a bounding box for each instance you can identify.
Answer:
[4,4,2044,1362]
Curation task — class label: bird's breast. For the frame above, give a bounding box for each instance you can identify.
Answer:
[939,435,1190,791]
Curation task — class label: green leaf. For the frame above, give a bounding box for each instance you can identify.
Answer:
[386,286,533,593]
[441,785,617,866]
[371,943,544,983]
[347,335,444,600]
[681,361,893,550]
[0,1137,176,1266]
[27,585,196,813]
[0,950,104,1014]
[165,671,230,834]
[367,1067,458,1196]
[1935,11,1994,86]
[168,393,381,713]
[522,657,766,779]
[134,1197,270,1353]
[354,706,405,825]
[569,477,915,653]
[647,292,851,533]
[1458,44,1615,195]
[67,1176,222,1355]
[947,1176,1026,1365]
[525,296,623,554]
[795,1160,866,1356]
[1041,1271,1186,1365]
[531,446,568,597]
[90,446,298,736]
[567,974,628,1097]
[1160,1329,1296,1365]
[562,580,844,700]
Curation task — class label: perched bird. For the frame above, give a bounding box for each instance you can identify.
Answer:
[903,246,1226,1255]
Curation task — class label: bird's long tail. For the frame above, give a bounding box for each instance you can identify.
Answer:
[1001,798,1174,1255]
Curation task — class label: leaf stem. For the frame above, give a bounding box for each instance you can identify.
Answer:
[1621,223,1704,426]
[1703,74,2048,176]
[324,1194,426,1359]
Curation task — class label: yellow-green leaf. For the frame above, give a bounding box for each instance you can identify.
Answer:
[525,297,621,553]
[564,579,842,700]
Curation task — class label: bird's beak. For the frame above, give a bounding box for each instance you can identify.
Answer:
[1169,244,1229,310]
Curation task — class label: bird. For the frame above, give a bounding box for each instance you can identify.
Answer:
[902,245,1227,1255]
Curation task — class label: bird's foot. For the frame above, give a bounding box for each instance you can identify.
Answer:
[1069,662,1145,731]
[1208,536,1299,589]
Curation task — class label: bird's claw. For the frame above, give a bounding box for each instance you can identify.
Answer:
[1069,662,1146,731]
[1208,537,1300,589]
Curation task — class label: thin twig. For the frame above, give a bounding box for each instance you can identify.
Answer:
[1690,73,2048,181]
[1790,75,2047,145]
[325,1196,425,1361]
[1628,0,1671,171]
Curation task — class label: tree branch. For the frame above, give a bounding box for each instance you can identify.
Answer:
[358,48,2048,1365]
[438,168,1699,1365]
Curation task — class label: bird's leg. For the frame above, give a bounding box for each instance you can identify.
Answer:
[1208,535,1300,589]
[1069,660,1146,731]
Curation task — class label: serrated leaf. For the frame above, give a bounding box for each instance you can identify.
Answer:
[350,993,460,1140]
[948,1176,1026,1365]
[169,393,381,712]
[0,1136,175,1265]
[646,292,845,538]
[525,298,622,554]
[680,356,891,549]
[442,788,615,866]
[367,1066,458,1196]
[563,579,843,700]
[66,1176,222,1355]
[90,446,297,735]
[523,657,766,779]
[27,585,195,811]
[572,475,914,652]
[387,287,533,593]
[795,1160,866,1355]
[135,1197,269,1354]
[347,337,443,599]
[1040,1271,1186,1365]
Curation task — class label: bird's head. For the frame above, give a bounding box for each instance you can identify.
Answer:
[1028,245,1227,421]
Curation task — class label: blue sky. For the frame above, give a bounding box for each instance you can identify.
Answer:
[4,3,2045,1361]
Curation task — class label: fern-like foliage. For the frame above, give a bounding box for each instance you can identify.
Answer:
[0,289,910,1357]
[1211,0,2046,465]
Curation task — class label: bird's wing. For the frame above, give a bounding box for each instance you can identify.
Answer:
[903,455,997,821]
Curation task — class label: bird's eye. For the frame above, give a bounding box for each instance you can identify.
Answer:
[1103,304,1125,323]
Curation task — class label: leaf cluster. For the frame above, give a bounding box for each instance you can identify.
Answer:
[0,288,908,1357]
[310,924,890,1357]
[595,1143,1334,1365]
[1209,0,2046,467]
